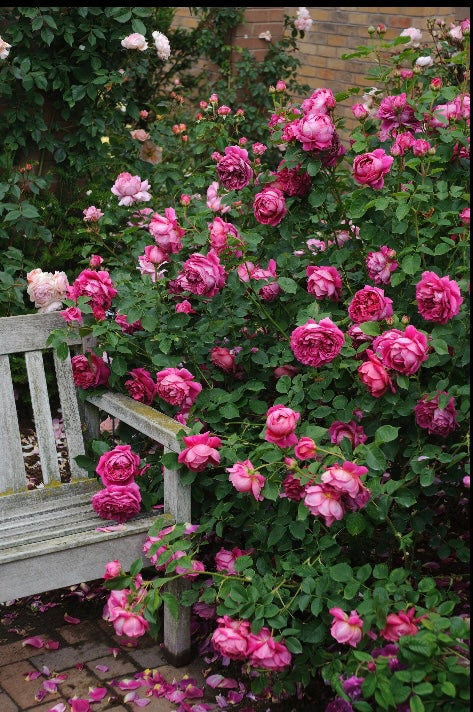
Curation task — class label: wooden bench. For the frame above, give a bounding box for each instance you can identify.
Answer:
[0,312,192,666]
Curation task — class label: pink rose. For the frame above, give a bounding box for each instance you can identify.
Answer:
[294,436,317,460]
[290,318,345,368]
[91,482,142,523]
[304,483,345,526]
[96,444,141,487]
[265,404,300,448]
[121,33,148,51]
[210,346,236,373]
[320,461,368,498]
[459,207,470,225]
[295,112,335,151]
[281,473,309,501]
[306,265,343,301]
[348,286,393,323]
[215,547,250,574]
[357,349,394,398]
[352,148,394,189]
[104,560,122,579]
[125,368,157,405]
[273,364,299,379]
[329,608,363,647]
[227,459,265,501]
[178,432,221,471]
[366,246,398,285]
[149,208,185,254]
[115,313,144,335]
[211,616,251,660]
[175,300,195,314]
[414,392,458,437]
[380,608,422,642]
[67,269,117,311]
[246,627,292,672]
[130,129,150,141]
[156,367,202,408]
[415,271,463,324]
[249,258,282,301]
[26,268,69,313]
[373,325,429,376]
[377,94,421,141]
[89,254,104,267]
[216,145,253,190]
[111,172,151,206]
[301,88,336,115]
[175,249,226,297]
[206,181,231,214]
[253,187,287,226]
[272,161,311,197]
[329,420,367,448]
[83,206,104,222]
[208,216,242,255]
[61,306,83,325]
[71,352,110,389]
[347,324,375,354]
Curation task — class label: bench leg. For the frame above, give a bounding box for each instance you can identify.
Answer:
[163,578,193,666]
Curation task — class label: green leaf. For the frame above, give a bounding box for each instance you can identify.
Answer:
[410,695,425,712]
[129,557,143,577]
[346,512,366,536]
[278,277,299,294]
[440,681,456,697]
[329,563,353,582]
[374,425,399,443]
[413,682,434,695]
[401,253,421,276]
[365,444,387,471]
[268,524,286,546]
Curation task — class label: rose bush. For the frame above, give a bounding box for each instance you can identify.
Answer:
[41,17,469,711]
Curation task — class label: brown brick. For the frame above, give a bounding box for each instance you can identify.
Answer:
[0,660,59,709]
[0,639,47,667]
[0,692,18,712]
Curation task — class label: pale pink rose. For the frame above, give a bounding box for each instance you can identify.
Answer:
[227,460,266,501]
[178,432,221,472]
[414,392,458,437]
[320,461,368,498]
[111,172,151,206]
[348,285,393,323]
[148,207,185,254]
[253,187,287,226]
[294,436,317,460]
[306,265,343,301]
[366,247,398,285]
[294,6,313,32]
[246,627,292,672]
[206,181,231,214]
[306,238,326,252]
[237,261,255,283]
[295,112,335,152]
[104,560,122,579]
[290,318,345,368]
[91,482,142,523]
[130,129,150,141]
[137,253,167,282]
[0,36,12,59]
[210,346,236,373]
[415,55,434,68]
[67,269,117,311]
[304,484,345,526]
[400,27,422,47]
[250,258,282,301]
[357,349,394,398]
[265,404,300,448]
[125,368,157,405]
[114,313,143,334]
[71,352,110,389]
[83,206,104,222]
[61,306,83,325]
[301,87,336,115]
[96,444,141,487]
[211,616,251,660]
[175,249,226,297]
[127,207,153,227]
[156,367,201,408]
[216,145,253,190]
[380,608,422,642]
[329,608,363,647]
[329,420,367,448]
[352,149,394,189]
[372,325,429,376]
[26,268,69,313]
[415,271,463,324]
[121,33,148,51]
[252,142,267,155]
[152,30,171,60]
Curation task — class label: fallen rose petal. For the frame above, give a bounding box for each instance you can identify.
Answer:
[24,670,42,681]
[96,664,109,672]
[181,683,204,698]
[109,647,120,658]
[64,613,81,624]
[206,674,238,689]
[41,666,51,676]
[45,640,60,650]
[118,678,142,690]
[47,704,67,712]
[43,680,59,693]
[88,686,108,701]
[34,688,47,702]
[22,636,45,648]
[96,524,126,532]
[134,699,151,708]
[124,691,139,703]
[69,698,92,712]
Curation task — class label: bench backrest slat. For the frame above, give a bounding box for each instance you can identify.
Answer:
[0,354,27,493]
[0,312,82,354]
[53,350,87,479]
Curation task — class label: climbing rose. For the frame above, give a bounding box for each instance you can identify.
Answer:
[253,186,287,226]
[329,608,364,647]
[156,367,201,408]
[366,246,398,285]
[265,404,300,448]
[96,444,141,487]
[61,306,83,325]
[216,145,253,190]
[290,318,345,367]
[295,113,335,152]
[26,268,69,313]
[82,206,104,222]
[414,392,458,437]
[380,608,422,642]
[415,271,463,324]
[211,616,251,660]
[125,368,157,405]
[178,432,221,471]
[152,30,171,60]
[352,149,393,189]
[246,627,292,671]
[348,285,393,323]
[329,420,367,448]
[91,482,141,523]
[272,161,311,197]
[104,560,122,579]
[306,265,343,301]
[301,87,336,115]
[67,269,117,312]
[111,172,151,206]
[149,207,185,254]
[115,313,144,335]
[121,33,148,51]
[215,547,250,574]
[304,484,345,526]
[210,346,236,373]
[320,461,368,498]
[294,437,317,460]
[175,249,226,297]
[357,349,394,398]
[372,325,429,376]
[227,460,265,501]
[71,352,110,389]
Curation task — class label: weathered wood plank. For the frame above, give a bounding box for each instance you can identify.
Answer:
[0,354,27,493]
[25,350,61,485]
[53,350,87,479]
[163,448,191,524]
[0,312,81,354]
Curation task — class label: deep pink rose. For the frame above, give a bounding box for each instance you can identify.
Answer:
[109,608,149,638]
[208,217,242,255]
[414,392,458,437]
[149,207,185,254]
[329,608,363,647]
[295,112,335,151]
[320,461,368,498]
[348,286,393,323]
[67,269,118,311]
[216,145,253,190]
[71,352,110,389]
[125,367,157,405]
[272,161,311,197]
[306,265,343,301]
[210,346,236,373]
[357,349,394,398]
[415,271,463,324]
[227,459,265,501]
[246,627,292,672]
[211,616,251,660]
[61,306,83,325]
[304,483,345,526]
[380,608,422,642]
[175,249,226,297]
[301,88,336,115]
[104,560,122,579]
[178,431,221,471]
[91,482,142,523]
[329,420,367,448]
[366,246,398,285]
[373,325,429,376]
[294,436,317,460]
[281,473,308,501]
[96,444,141,487]
[115,313,144,335]
[352,148,394,189]
[265,404,300,448]
[111,172,151,206]
[377,93,421,141]
[290,318,345,367]
[253,187,287,226]
[156,367,202,407]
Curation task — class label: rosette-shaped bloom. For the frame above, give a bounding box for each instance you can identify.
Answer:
[178,432,221,471]
[115,313,144,335]
[211,616,251,660]
[415,271,463,324]
[295,112,335,152]
[83,205,104,222]
[306,265,343,301]
[216,145,253,190]
[61,306,83,325]
[175,249,226,297]
[125,368,157,405]
[67,269,118,312]
[294,436,317,460]
[208,216,242,254]
[155,367,202,408]
[111,172,151,206]
[414,392,458,437]
[329,608,364,647]
[329,420,367,448]
[210,346,236,373]
[290,318,345,367]
[246,627,292,671]
[320,461,368,498]
[253,187,287,226]
[26,268,69,313]
[71,352,110,389]
[304,483,345,526]
[380,608,422,642]
[348,285,393,323]
[352,149,394,189]
[272,161,311,197]
[152,30,171,60]
[227,460,265,501]
[301,87,336,115]
[399,27,422,47]
[121,33,148,51]
[91,482,141,523]
[366,246,398,285]
[104,560,122,579]
[377,93,422,140]
[372,325,429,376]
[357,349,394,398]
[265,404,300,448]
[149,207,185,254]
[215,547,250,574]
[96,444,141,487]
